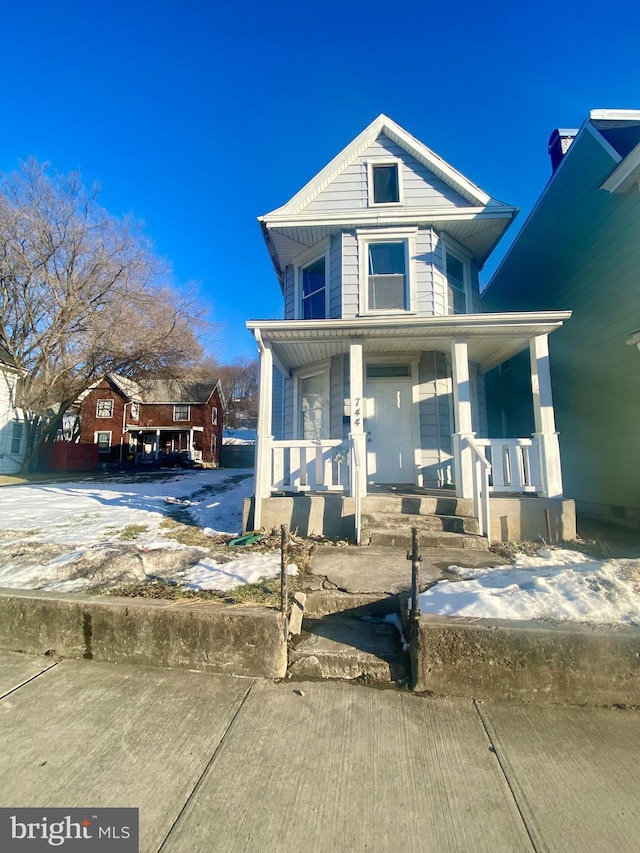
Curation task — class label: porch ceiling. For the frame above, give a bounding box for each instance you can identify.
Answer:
[247,312,571,375]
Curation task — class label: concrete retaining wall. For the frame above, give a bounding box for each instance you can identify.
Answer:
[489,497,576,542]
[411,614,640,706]
[244,495,356,539]
[0,589,287,679]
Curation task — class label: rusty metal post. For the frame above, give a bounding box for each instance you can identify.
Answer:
[407,526,421,618]
[280,524,289,640]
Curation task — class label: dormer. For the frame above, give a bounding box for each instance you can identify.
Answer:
[259,115,518,322]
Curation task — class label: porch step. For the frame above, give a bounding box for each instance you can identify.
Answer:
[361,511,479,535]
[362,528,490,550]
[361,494,476,518]
[287,611,410,685]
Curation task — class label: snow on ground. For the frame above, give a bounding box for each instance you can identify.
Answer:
[0,469,295,594]
[419,547,640,626]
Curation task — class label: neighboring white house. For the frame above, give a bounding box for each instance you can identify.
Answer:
[247,115,575,542]
[0,344,26,474]
[482,109,640,529]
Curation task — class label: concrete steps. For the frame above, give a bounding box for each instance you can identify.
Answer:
[288,610,410,686]
[360,492,489,551]
[363,528,489,550]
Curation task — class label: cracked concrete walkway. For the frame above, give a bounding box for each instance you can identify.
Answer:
[1,650,639,852]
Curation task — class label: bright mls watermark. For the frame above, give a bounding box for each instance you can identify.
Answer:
[0,809,138,851]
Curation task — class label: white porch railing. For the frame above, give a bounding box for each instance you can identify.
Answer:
[463,437,492,540]
[475,438,541,493]
[271,440,350,492]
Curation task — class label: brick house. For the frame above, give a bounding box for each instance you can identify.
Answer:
[79,374,224,466]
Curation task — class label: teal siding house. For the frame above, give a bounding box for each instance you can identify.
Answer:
[483,109,640,529]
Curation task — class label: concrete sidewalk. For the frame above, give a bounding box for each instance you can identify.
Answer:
[1,651,639,852]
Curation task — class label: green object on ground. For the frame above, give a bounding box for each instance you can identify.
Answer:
[229,532,264,547]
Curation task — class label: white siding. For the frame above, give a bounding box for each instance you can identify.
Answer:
[0,368,25,474]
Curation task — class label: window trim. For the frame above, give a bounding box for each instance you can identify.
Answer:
[94,430,112,453]
[294,238,330,320]
[96,398,114,418]
[441,237,472,316]
[367,158,403,207]
[173,404,190,422]
[130,402,139,420]
[357,227,417,316]
[212,407,218,425]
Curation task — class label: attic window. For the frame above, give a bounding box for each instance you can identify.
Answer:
[370,162,401,205]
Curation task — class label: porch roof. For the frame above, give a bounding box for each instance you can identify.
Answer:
[247,311,572,375]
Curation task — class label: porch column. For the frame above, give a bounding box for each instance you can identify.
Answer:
[189,428,194,455]
[155,429,161,460]
[530,334,563,497]
[348,343,367,501]
[253,339,274,530]
[451,338,474,499]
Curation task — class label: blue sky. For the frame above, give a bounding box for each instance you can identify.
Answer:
[1,0,638,362]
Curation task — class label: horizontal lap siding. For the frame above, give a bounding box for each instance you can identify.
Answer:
[284,265,296,320]
[301,133,471,214]
[283,377,294,440]
[271,370,284,440]
[414,228,435,315]
[330,355,346,439]
[342,232,359,318]
[329,235,342,319]
[483,129,640,511]
[418,352,453,487]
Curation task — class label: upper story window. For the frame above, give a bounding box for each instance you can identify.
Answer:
[368,160,402,205]
[173,404,190,421]
[212,407,218,425]
[96,399,114,418]
[368,243,406,310]
[357,228,416,315]
[301,256,326,319]
[445,248,470,315]
[130,402,139,420]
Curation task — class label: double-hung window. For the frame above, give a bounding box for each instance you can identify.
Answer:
[174,405,190,421]
[358,228,416,314]
[96,399,114,418]
[95,431,111,453]
[11,421,23,455]
[301,256,326,319]
[445,250,469,314]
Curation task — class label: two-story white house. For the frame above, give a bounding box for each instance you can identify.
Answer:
[246,115,576,543]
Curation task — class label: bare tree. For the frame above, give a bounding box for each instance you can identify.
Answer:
[0,159,204,470]
[190,356,259,429]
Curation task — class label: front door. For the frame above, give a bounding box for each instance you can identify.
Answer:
[365,377,414,484]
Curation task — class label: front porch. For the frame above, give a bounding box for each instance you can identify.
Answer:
[248,312,574,543]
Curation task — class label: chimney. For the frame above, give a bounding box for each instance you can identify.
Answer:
[548,128,578,173]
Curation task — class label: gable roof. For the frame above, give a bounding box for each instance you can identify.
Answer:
[77,374,222,406]
[265,114,501,216]
[483,108,640,299]
[259,114,518,280]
